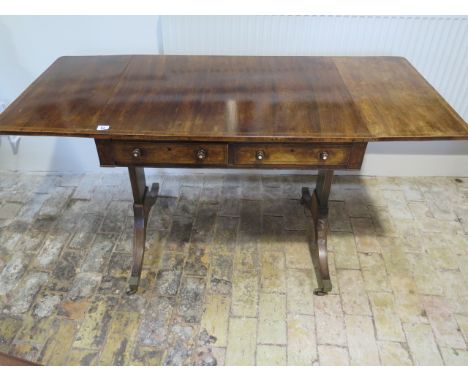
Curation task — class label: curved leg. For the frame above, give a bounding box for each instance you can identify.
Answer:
[126,167,159,295]
[301,170,334,296]
[314,213,331,295]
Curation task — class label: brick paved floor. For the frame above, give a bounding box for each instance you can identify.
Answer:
[0,171,467,365]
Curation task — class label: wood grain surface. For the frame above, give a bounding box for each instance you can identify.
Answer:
[0,55,466,142]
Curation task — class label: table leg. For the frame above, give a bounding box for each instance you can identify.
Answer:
[126,166,159,295]
[301,170,334,296]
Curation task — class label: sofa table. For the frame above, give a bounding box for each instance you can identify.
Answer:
[0,55,466,295]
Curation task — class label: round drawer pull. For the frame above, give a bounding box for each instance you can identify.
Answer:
[132,148,142,158]
[256,150,265,161]
[197,148,207,160]
[320,151,329,161]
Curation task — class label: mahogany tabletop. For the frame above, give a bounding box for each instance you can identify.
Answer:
[0,55,466,143]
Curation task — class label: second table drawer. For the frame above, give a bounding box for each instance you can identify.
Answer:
[106,141,228,166]
[231,143,351,166]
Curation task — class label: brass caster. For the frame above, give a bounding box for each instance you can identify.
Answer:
[126,276,139,295]
[313,288,328,296]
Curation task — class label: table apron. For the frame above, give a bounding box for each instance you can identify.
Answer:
[95,139,367,170]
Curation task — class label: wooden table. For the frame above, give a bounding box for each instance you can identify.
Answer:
[1,55,467,295]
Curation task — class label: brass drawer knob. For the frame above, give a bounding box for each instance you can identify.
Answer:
[320,151,329,161]
[197,148,207,160]
[132,148,142,158]
[256,150,265,161]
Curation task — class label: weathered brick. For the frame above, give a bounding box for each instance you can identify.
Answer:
[14,228,47,253]
[73,296,118,349]
[359,253,392,292]
[100,200,131,233]
[189,203,218,250]
[343,189,371,218]
[337,269,371,316]
[175,186,201,216]
[13,314,57,345]
[0,256,27,295]
[49,250,85,292]
[38,186,74,217]
[218,186,241,216]
[33,294,62,319]
[329,232,360,269]
[287,268,315,314]
[0,202,23,219]
[80,233,118,273]
[404,323,443,365]
[238,200,261,253]
[10,343,42,363]
[225,317,257,366]
[177,277,206,323]
[256,344,287,365]
[261,251,286,293]
[314,294,346,346]
[163,323,196,366]
[39,319,76,365]
[16,193,49,221]
[155,252,185,296]
[351,218,381,253]
[407,252,444,295]
[440,347,468,366]
[259,215,284,252]
[57,299,92,321]
[34,231,70,269]
[67,272,102,301]
[421,295,466,349]
[287,313,317,365]
[455,314,468,343]
[6,272,48,315]
[212,216,239,254]
[147,196,177,230]
[166,214,193,252]
[112,229,132,254]
[283,230,312,269]
[66,349,99,366]
[200,294,230,347]
[345,314,380,365]
[329,201,352,232]
[377,341,412,366]
[2,172,468,366]
[318,345,349,366]
[184,247,209,277]
[368,292,405,342]
[231,269,258,317]
[258,293,287,345]
[0,315,23,351]
[99,310,140,365]
[209,251,233,296]
[143,229,168,268]
[284,199,307,230]
[132,345,164,366]
[73,174,100,199]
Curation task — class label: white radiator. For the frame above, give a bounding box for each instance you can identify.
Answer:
[160,16,467,121]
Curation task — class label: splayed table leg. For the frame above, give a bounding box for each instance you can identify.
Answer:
[301,170,334,295]
[126,166,159,295]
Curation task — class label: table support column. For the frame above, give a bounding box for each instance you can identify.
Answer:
[301,170,334,295]
[126,166,159,295]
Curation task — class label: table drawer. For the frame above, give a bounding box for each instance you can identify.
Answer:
[231,143,351,167]
[97,140,228,166]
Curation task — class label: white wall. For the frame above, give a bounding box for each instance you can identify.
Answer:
[1,15,467,176]
[0,16,160,173]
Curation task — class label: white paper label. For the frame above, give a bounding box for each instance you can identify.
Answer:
[96,125,110,131]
